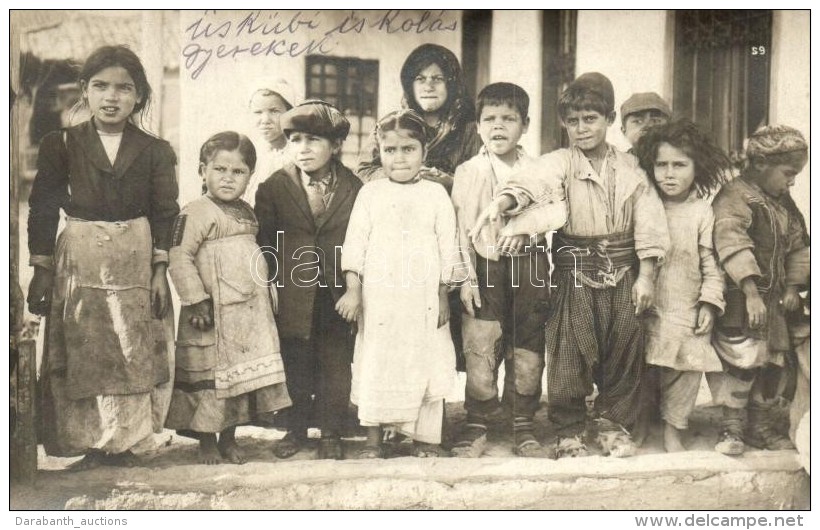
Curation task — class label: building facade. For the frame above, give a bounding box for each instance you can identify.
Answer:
[177,10,809,224]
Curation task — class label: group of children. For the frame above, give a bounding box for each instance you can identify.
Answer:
[27,44,809,469]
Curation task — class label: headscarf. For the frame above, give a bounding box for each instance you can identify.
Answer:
[247,77,299,109]
[398,44,475,154]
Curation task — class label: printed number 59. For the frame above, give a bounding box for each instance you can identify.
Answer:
[751,46,766,55]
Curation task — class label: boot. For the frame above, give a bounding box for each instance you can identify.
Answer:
[746,404,795,450]
[512,417,554,458]
[715,406,745,455]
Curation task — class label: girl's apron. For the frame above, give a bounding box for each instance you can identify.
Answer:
[39,216,173,456]
[202,233,285,398]
[165,232,288,433]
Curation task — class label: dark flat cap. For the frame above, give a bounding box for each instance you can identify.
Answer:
[281,99,350,141]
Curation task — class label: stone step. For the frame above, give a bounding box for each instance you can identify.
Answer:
[12,449,807,510]
[13,400,807,510]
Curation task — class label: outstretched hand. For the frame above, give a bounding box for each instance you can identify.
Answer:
[470,195,515,246]
[496,234,529,256]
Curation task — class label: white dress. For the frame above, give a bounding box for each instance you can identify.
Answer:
[341,179,458,442]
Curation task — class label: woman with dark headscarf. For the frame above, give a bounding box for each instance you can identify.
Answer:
[357,43,482,191]
[358,44,481,377]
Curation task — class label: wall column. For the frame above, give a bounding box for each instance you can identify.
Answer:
[489,11,543,155]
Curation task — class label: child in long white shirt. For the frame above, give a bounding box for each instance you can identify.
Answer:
[337,110,459,458]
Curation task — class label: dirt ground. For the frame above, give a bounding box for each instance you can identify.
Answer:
[11,400,808,510]
[30,387,745,471]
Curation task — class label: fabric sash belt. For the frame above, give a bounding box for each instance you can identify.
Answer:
[552,231,637,272]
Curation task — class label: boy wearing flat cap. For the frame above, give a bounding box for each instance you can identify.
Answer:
[620,92,672,150]
[472,72,670,459]
[255,100,362,460]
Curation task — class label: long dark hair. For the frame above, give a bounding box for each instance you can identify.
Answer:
[399,43,475,127]
[76,45,153,129]
[635,119,731,198]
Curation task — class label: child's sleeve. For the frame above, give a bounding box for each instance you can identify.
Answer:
[786,247,810,288]
[712,190,760,286]
[435,186,460,285]
[500,152,568,215]
[340,186,372,277]
[451,164,478,283]
[28,131,70,268]
[254,182,281,283]
[356,130,386,183]
[698,205,726,314]
[785,213,810,288]
[168,203,212,306]
[633,171,670,263]
[149,141,181,263]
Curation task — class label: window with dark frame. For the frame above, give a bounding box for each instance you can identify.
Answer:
[305,55,379,168]
[673,10,772,162]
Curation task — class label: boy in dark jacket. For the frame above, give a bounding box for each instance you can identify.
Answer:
[255,100,362,460]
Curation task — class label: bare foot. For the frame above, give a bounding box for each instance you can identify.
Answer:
[199,434,221,465]
[217,438,246,465]
[663,422,686,453]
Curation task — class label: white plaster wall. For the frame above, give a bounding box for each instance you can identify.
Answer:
[179,10,462,204]
[488,10,543,156]
[770,10,810,228]
[574,10,671,152]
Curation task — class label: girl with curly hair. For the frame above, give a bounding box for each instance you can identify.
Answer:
[634,119,731,453]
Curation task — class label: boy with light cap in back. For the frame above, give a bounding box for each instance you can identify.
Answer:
[621,92,672,151]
